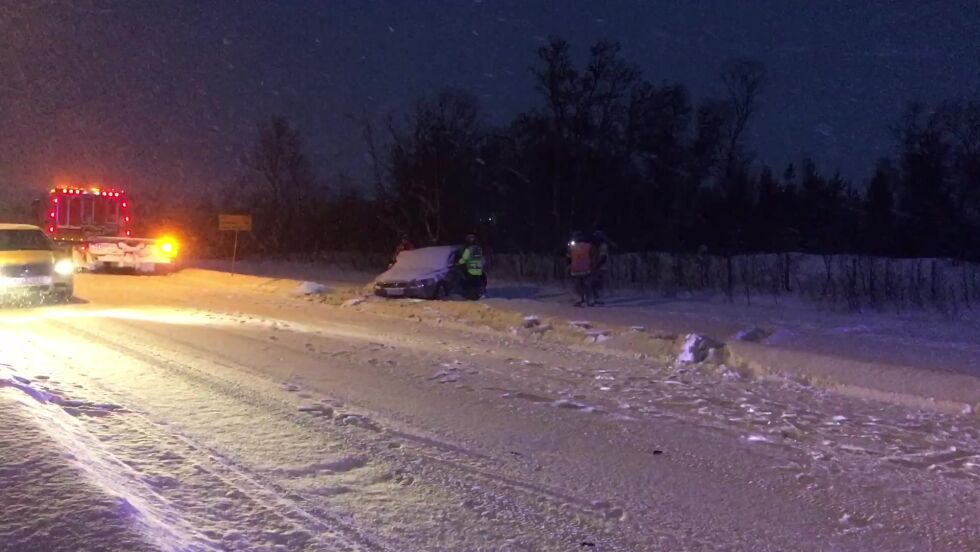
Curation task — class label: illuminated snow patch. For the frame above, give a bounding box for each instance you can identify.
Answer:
[1,365,221,552]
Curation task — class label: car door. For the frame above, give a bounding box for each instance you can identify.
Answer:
[445,249,463,290]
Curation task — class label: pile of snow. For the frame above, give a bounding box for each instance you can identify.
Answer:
[734,327,771,342]
[291,281,328,296]
[677,333,724,364]
[341,297,366,307]
[719,365,744,381]
[391,246,458,270]
[522,315,541,328]
[584,330,612,344]
[377,246,457,283]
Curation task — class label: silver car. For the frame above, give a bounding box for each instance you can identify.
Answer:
[374,245,466,300]
[0,224,75,303]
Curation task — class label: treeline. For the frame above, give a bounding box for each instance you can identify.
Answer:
[176,37,980,261]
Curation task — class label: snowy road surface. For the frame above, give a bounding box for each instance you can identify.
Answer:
[1,271,978,551]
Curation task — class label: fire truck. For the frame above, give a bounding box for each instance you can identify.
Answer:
[36,186,179,273]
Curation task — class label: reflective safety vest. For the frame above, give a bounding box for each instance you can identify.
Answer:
[459,246,484,276]
[568,242,594,276]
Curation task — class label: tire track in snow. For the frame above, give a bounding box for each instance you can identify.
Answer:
[0,350,221,552]
[48,316,642,551]
[0,388,165,552]
[9,324,389,552]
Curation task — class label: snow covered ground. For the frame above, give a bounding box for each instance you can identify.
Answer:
[198,259,980,409]
[1,267,978,551]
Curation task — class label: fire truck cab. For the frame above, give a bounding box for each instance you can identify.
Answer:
[37,186,179,274]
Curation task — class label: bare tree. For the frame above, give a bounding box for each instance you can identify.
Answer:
[240,118,323,252]
[530,37,640,238]
[720,58,766,176]
[383,90,483,245]
[938,101,980,227]
[532,37,578,139]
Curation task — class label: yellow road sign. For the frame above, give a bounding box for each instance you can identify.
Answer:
[218,214,252,232]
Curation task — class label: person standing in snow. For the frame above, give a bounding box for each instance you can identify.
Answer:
[457,233,485,300]
[567,231,597,307]
[591,230,611,304]
[390,234,414,268]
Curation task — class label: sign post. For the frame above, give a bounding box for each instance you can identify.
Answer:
[232,230,239,274]
[218,214,252,275]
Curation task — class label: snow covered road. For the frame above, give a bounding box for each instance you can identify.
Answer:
[2,271,978,551]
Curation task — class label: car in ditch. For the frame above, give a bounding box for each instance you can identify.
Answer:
[0,223,74,303]
[374,245,469,300]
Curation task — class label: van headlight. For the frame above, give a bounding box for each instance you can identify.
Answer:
[54,259,74,276]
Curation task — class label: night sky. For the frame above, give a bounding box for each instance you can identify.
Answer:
[2,1,979,198]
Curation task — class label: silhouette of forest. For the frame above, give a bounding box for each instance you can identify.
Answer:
[154,38,980,262]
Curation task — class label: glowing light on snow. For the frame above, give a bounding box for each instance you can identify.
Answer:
[0,307,401,347]
[0,308,212,327]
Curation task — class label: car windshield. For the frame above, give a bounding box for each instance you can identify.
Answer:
[0,230,52,251]
[393,247,454,270]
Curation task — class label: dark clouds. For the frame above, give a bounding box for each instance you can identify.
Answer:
[1,0,978,197]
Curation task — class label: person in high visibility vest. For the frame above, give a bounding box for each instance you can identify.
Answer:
[457,233,485,300]
[567,231,597,306]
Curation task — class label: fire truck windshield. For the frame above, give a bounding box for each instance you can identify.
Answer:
[56,195,120,228]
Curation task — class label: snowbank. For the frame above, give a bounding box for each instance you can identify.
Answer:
[145,263,980,414]
[192,259,375,285]
[291,281,328,296]
[340,291,980,414]
[226,250,980,312]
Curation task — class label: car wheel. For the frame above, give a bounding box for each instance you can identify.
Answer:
[433,282,450,300]
[55,289,74,304]
[40,291,66,305]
